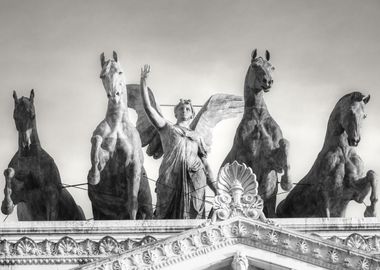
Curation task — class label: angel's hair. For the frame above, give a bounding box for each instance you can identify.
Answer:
[174,99,195,119]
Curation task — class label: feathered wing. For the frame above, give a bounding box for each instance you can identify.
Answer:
[190,94,244,153]
[126,84,164,159]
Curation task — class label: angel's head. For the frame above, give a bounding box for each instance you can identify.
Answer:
[174,99,195,123]
[99,51,127,104]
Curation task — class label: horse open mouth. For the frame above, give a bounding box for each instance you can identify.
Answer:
[262,86,271,92]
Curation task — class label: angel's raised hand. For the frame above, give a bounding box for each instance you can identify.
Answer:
[141,64,151,80]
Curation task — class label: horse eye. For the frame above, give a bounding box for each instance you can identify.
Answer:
[118,71,123,75]
[364,114,367,119]
[107,93,111,98]
[116,92,120,96]
[271,67,275,71]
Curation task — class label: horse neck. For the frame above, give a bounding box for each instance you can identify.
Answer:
[322,109,350,152]
[18,121,41,154]
[106,96,129,124]
[243,68,268,114]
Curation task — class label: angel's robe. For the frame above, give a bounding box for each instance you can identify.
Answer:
[155,123,208,219]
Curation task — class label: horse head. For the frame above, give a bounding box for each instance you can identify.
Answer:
[245,49,275,93]
[99,51,127,105]
[338,92,370,147]
[13,90,36,150]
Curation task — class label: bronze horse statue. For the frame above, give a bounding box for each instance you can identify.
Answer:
[276,92,377,218]
[222,49,292,218]
[87,51,153,220]
[1,90,85,220]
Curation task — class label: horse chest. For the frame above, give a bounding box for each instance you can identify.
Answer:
[14,157,41,178]
[101,128,134,155]
[344,155,362,179]
[240,119,274,154]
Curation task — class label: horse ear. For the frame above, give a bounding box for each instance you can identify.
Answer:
[113,51,118,62]
[363,94,370,104]
[251,49,257,61]
[265,50,270,61]
[100,52,105,67]
[30,89,34,103]
[13,90,18,104]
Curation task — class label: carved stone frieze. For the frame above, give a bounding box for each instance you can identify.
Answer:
[325,233,380,254]
[0,235,157,265]
[75,217,380,270]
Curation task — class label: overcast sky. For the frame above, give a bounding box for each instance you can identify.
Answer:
[1,0,380,221]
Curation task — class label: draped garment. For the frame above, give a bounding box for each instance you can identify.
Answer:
[155,124,208,219]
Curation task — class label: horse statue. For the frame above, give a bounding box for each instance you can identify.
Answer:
[87,51,153,220]
[1,90,85,221]
[276,92,377,218]
[222,49,292,218]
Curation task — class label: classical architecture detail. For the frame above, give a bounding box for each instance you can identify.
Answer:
[326,233,380,253]
[74,217,380,270]
[231,251,249,270]
[212,161,268,223]
[0,235,156,265]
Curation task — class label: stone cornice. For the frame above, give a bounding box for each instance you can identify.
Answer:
[1,218,380,267]
[73,217,380,270]
[0,235,157,266]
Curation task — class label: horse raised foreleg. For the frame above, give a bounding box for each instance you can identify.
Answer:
[45,185,60,220]
[88,135,105,185]
[1,168,15,215]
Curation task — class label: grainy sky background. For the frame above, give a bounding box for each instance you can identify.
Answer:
[1,0,380,221]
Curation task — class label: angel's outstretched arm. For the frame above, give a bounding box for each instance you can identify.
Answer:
[140,65,166,129]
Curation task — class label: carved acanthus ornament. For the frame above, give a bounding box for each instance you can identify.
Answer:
[0,235,156,265]
[212,161,268,223]
[71,217,380,270]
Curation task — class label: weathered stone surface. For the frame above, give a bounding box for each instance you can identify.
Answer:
[1,218,380,269]
[140,65,243,219]
[212,161,268,223]
[87,52,152,220]
[277,92,377,218]
[223,49,292,218]
[71,217,380,270]
[1,90,84,221]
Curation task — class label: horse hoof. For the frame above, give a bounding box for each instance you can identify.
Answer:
[364,205,376,217]
[4,168,15,178]
[87,169,100,185]
[367,170,376,180]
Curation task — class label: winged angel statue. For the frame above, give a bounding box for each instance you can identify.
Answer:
[139,65,244,219]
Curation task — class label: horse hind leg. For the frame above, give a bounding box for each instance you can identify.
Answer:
[260,170,278,218]
[362,170,378,217]
[137,168,153,220]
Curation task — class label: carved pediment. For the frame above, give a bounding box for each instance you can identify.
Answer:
[73,217,380,270]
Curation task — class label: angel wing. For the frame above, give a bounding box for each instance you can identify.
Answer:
[126,84,164,159]
[189,94,244,153]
